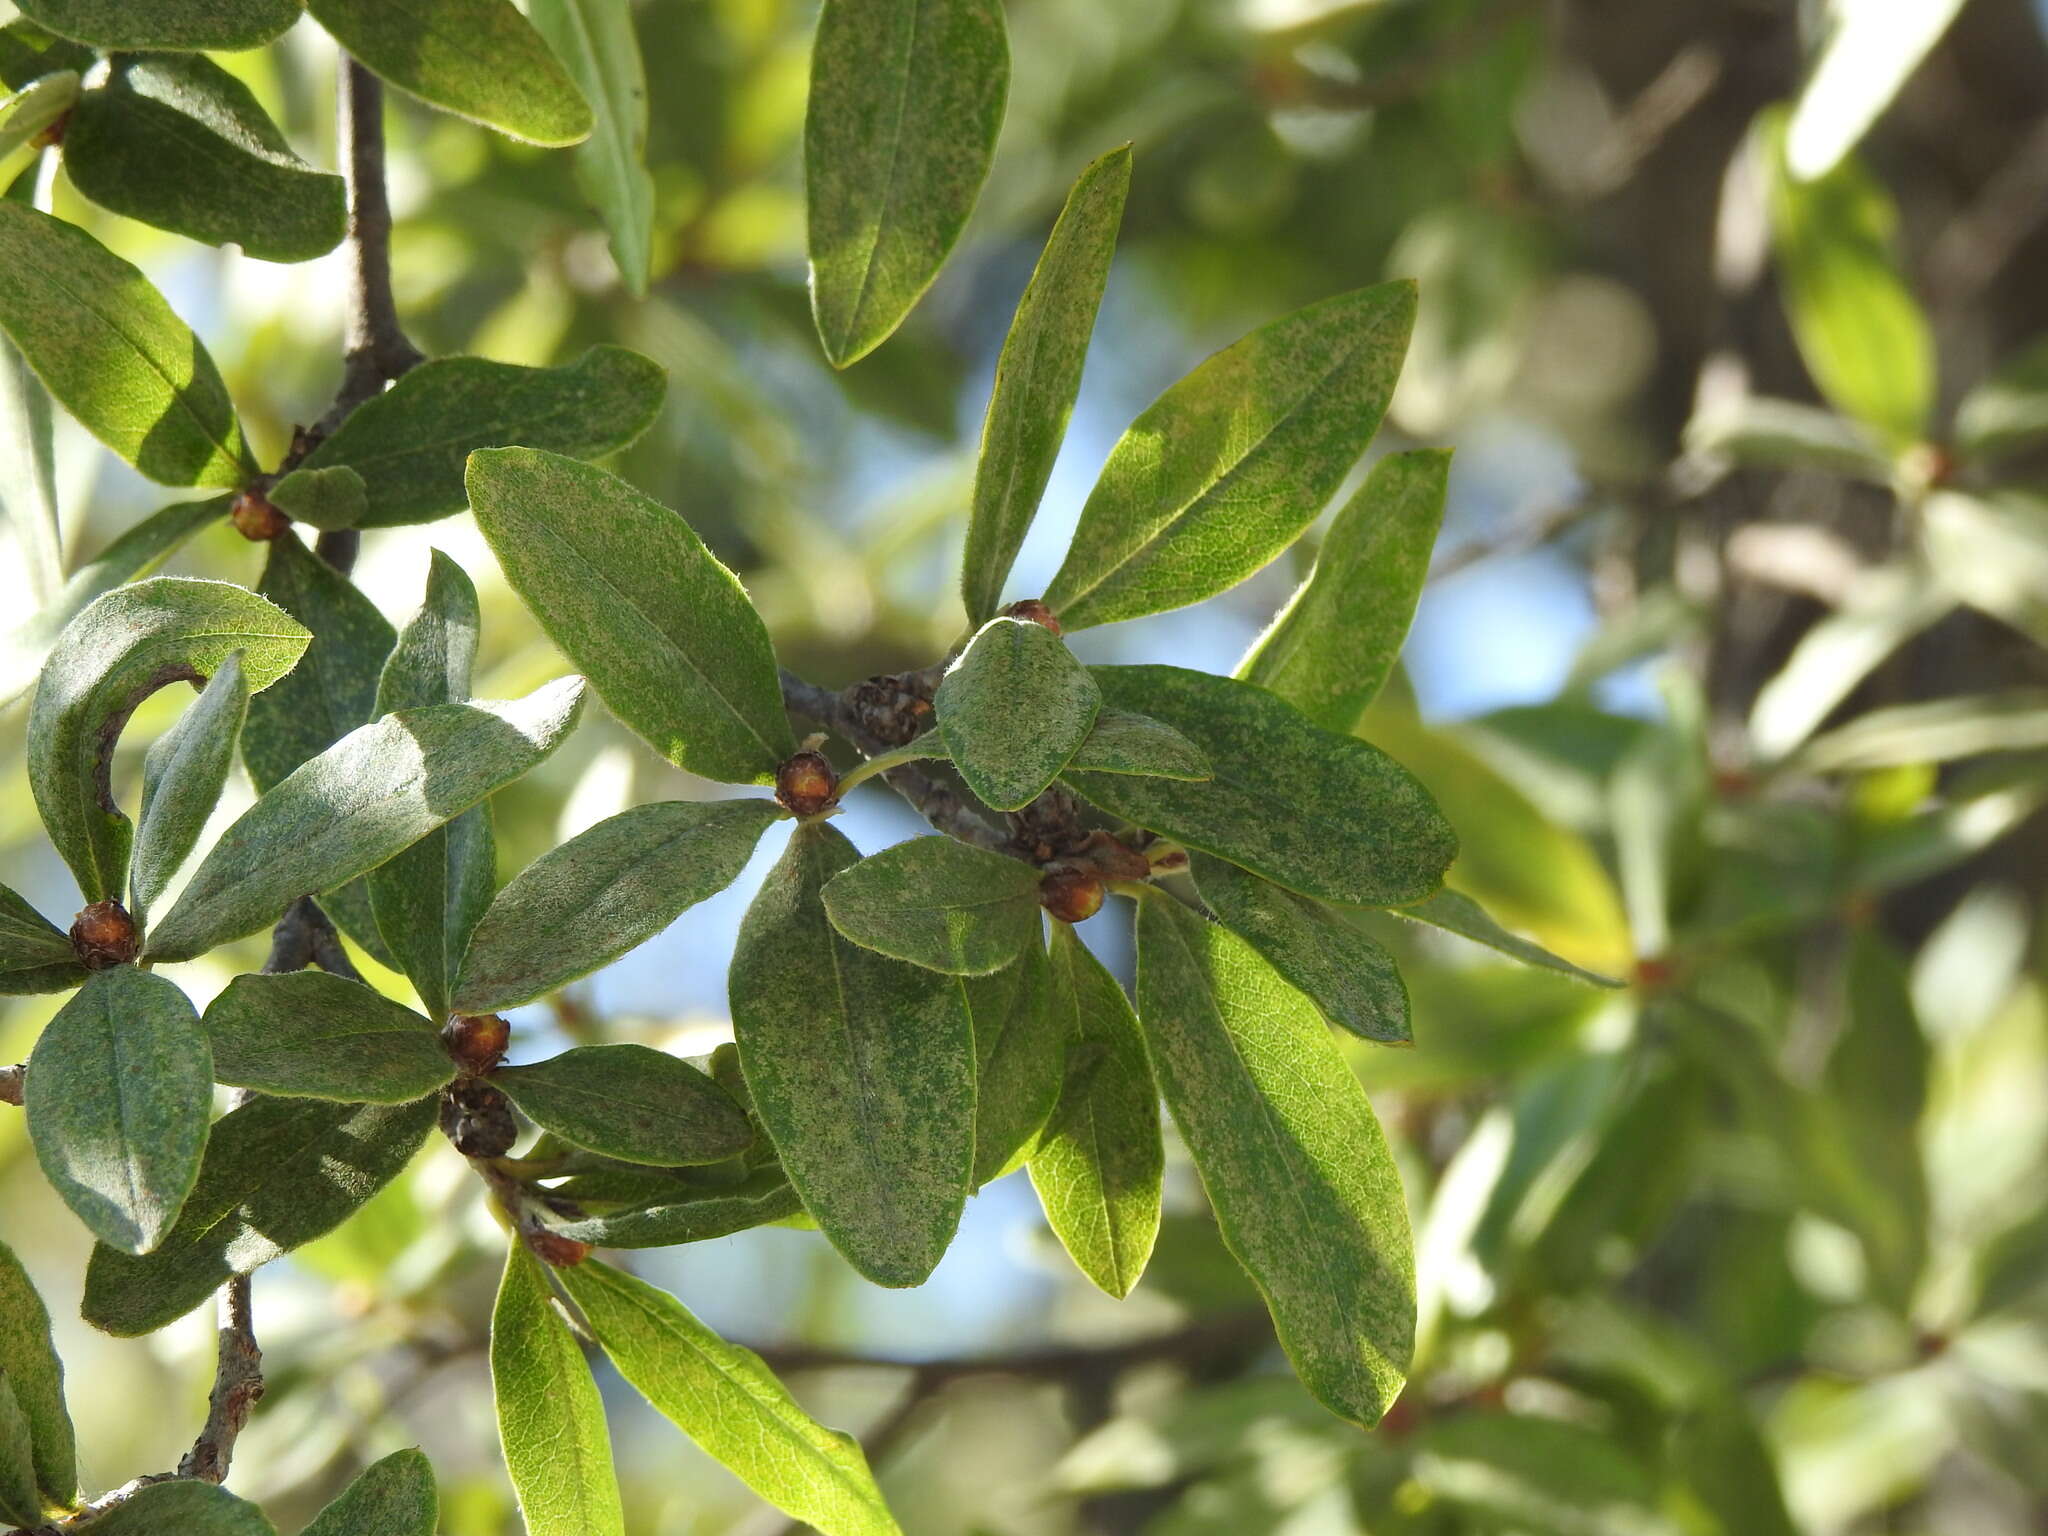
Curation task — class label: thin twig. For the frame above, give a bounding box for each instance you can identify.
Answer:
[176,1278,264,1484]
[1427,494,1602,585]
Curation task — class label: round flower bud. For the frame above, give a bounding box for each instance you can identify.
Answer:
[442,1013,511,1075]
[776,751,839,818]
[69,900,138,970]
[439,1078,518,1158]
[1038,868,1105,924]
[1002,598,1063,636]
[229,489,290,542]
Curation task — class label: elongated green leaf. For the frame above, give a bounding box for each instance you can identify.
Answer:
[0,203,250,485]
[0,882,83,995]
[1190,853,1409,1044]
[530,0,653,295]
[0,496,229,708]
[822,836,1041,975]
[492,1246,624,1536]
[25,967,213,1254]
[0,1239,74,1508]
[266,465,366,531]
[805,0,1009,367]
[551,1166,804,1248]
[1391,889,1623,988]
[368,552,490,1020]
[301,1448,437,1536]
[29,577,306,903]
[1136,895,1414,1425]
[965,930,1060,1187]
[1066,709,1209,780]
[962,145,1130,622]
[1045,280,1415,631]
[1028,924,1161,1297]
[0,1378,40,1529]
[729,822,973,1286]
[146,679,586,963]
[1764,111,1932,448]
[0,21,91,89]
[16,0,301,50]
[308,0,593,146]
[454,798,779,1013]
[303,348,665,527]
[1785,0,1966,180]
[203,971,451,1103]
[65,53,345,261]
[1065,666,1455,906]
[1238,449,1449,731]
[70,1479,277,1534]
[935,617,1099,810]
[561,1259,901,1536]
[1682,395,1892,482]
[131,652,247,927]
[495,1045,752,1167]
[0,74,75,242]
[83,1094,436,1336]
[469,447,791,784]
[1409,1413,1674,1536]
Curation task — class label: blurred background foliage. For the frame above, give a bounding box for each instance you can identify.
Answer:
[5,0,2048,1532]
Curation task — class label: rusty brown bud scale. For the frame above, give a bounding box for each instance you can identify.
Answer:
[776,750,839,818]
[69,900,138,969]
[1038,868,1105,924]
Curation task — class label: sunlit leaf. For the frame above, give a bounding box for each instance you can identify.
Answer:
[301,1448,437,1536]
[131,652,248,928]
[0,1238,74,1509]
[68,1478,277,1534]
[935,617,1100,811]
[822,836,1043,975]
[530,0,654,294]
[964,930,1060,1186]
[495,1045,753,1167]
[203,970,451,1103]
[491,1246,624,1536]
[14,0,302,50]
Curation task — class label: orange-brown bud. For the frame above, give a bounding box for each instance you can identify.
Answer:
[442,1013,511,1075]
[69,900,138,970]
[1039,868,1105,924]
[525,1227,592,1268]
[1002,598,1063,636]
[775,751,839,818]
[229,489,289,542]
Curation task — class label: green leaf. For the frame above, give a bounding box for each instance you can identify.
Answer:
[529,0,653,295]
[0,203,250,486]
[560,1259,901,1536]
[146,678,586,963]
[804,0,1009,367]
[83,1094,436,1336]
[1763,110,1933,448]
[1237,449,1449,731]
[935,617,1100,811]
[1956,335,2048,462]
[0,496,229,708]
[0,881,84,996]
[822,836,1042,975]
[1065,666,1456,907]
[491,1246,624,1536]
[0,1238,74,1509]
[203,970,451,1103]
[962,145,1130,622]
[1189,852,1409,1044]
[729,822,974,1286]
[454,798,780,1013]
[494,1045,752,1167]
[0,21,92,90]
[131,652,248,928]
[1682,395,1893,482]
[25,967,213,1254]
[1135,895,1414,1426]
[307,0,593,146]
[266,465,366,531]
[1044,280,1415,631]
[1064,709,1210,780]
[302,347,665,528]
[367,552,490,1020]
[301,1448,437,1536]
[0,1377,41,1529]
[1409,1413,1675,1536]
[15,0,301,50]
[65,53,345,262]
[550,1166,804,1249]
[964,931,1060,1186]
[1028,924,1161,1297]
[70,1479,277,1533]
[29,576,306,904]
[1391,889,1623,988]
[0,70,77,203]
[469,447,791,784]
[1784,0,1966,180]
